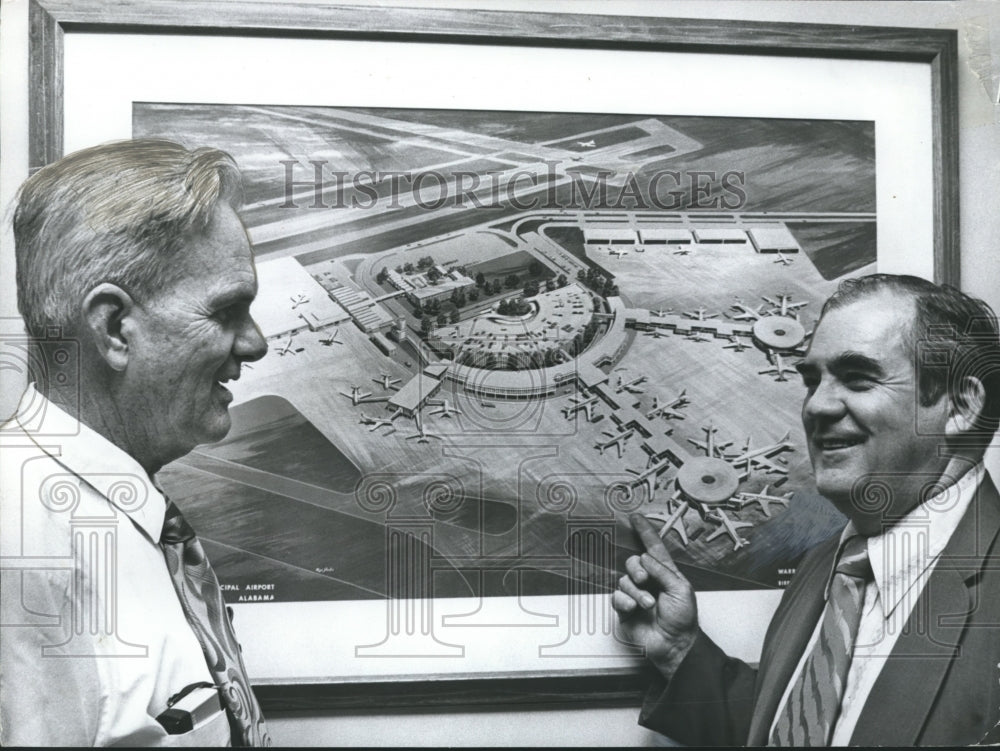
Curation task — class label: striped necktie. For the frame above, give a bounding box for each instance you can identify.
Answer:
[770,535,872,746]
[160,500,270,746]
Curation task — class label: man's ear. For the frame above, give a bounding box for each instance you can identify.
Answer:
[81,283,135,372]
[945,375,987,436]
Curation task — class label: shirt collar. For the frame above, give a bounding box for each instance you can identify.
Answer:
[827,463,984,618]
[15,383,167,544]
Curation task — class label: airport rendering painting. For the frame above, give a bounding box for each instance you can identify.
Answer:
[137,104,875,605]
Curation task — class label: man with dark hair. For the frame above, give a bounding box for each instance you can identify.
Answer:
[614,273,1000,746]
[1,140,270,745]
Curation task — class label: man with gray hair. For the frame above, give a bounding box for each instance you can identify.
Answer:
[615,274,1000,745]
[1,140,270,745]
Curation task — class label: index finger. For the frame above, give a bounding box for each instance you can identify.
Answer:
[629,513,680,572]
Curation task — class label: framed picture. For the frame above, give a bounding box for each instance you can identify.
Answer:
[27,0,958,710]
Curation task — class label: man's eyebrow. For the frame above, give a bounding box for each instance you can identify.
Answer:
[208,285,256,309]
[829,351,885,375]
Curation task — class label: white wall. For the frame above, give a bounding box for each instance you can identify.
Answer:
[2,0,998,745]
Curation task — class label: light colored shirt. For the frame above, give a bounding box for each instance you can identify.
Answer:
[768,463,984,745]
[0,385,230,746]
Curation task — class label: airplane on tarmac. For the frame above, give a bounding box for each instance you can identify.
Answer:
[339,385,378,405]
[685,332,711,344]
[683,307,718,321]
[358,412,396,432]
[319,329,342,346]
[644,328,667,339]
[642,489,690,545]
[723,336,751,352]
[646,390,689,421]
[595,427,634,458]
[290,293,310,309]
[730,484,793,517]
[725,433,793,476]
[642,485,752,550]
[688,424,733,459]
[609,248,629,259]
[405,413,442,444]
[373,373,402,391]
[429,399,462,418]
[727,303,767,322]
[763,294,808,318]
[275,334,304,357]
[652,308,673,318]
[615,374,648,394]
[672,247,691,256]
[772,252,795,266]
[704,508,753,551]
[759,352,799,382]
[562,394,601,422]
[625,455,676,503]
[576,139,596,148]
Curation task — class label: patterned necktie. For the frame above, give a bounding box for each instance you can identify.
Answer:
[770,535,872,746]
[160,500,270,746]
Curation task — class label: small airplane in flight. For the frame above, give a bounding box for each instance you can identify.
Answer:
[595,427,634,458]
[683,307,718,321]
[730,485,793,517]
[726,433,793,476]
[615,374,648,394]
[275,334,304,357]
[688,424,733,459]
[646,390,688,421]
[429,399,462,418]
[373,373,401,391]
[759,353,798,382]
[576,139,596,148]
[772,252,795,266]
[290,293,310,309]
[319,329,342,346]
[339,385,376,405]
[763,294,808,318]
[723,336,751,353]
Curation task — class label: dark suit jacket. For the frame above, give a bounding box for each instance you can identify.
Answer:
[639,474,1000,746]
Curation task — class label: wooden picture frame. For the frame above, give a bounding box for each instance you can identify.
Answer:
[26,0,959,710]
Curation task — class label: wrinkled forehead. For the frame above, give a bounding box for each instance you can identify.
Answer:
[155,205,257,300]
[809,291,918,361]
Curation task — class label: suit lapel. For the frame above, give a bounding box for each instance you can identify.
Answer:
[747,535,839,745]
[849,475,1000,746]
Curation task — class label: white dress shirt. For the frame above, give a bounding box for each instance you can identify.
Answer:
[768,463,984,745]
[0,385,230,746]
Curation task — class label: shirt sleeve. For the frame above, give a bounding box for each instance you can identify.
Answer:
[1,567,104,746]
